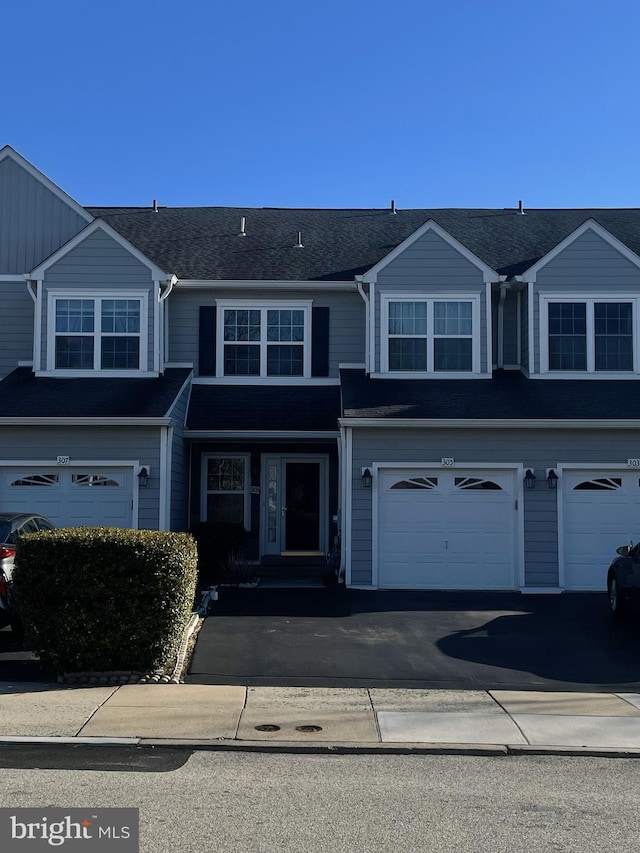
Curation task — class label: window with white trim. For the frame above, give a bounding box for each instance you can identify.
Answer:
[541,297,637,374]
[202,455,251,530]
[217,302,311,378]
[382,296,478,374]
[50,295,147,372]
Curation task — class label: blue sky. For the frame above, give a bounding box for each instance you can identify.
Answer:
[5,0,640,208]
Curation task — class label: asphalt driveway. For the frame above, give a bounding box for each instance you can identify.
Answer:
[187,588,640,691]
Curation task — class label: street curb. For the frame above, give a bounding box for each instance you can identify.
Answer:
[0,737,639,758]
[0,736,139,746]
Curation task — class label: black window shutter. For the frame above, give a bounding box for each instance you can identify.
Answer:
[311,306,330,377]
[199,306,217,376]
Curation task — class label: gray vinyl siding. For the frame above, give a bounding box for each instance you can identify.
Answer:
[39,230,156,372]
[503,288,519,366]
[167,287,364,378]
[0,281,33,378]
[0,425,162,530]
[348,426,640,588]
[168,379,191,531]
[0,157,89,275]
[532,229,640,374]
[373,230,488,373]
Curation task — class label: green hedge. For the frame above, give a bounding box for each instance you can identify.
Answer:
[13,527,198,675]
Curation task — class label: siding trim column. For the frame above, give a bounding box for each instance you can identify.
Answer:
[159,425,172,531]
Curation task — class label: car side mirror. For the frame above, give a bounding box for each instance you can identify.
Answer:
[616,545,631,557]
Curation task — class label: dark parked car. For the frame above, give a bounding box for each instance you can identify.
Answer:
[0,512,55,630]
[607,542,640,618]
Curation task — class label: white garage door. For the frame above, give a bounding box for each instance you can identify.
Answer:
[563,470,640,591]
[377,468,517,589]
[1,467,134,528]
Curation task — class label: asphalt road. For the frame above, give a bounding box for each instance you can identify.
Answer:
[189,588,640,690]
[0,749,637,852]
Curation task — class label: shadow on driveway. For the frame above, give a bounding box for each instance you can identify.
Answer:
[187,588,640,691]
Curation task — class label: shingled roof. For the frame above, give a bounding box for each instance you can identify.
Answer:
[86,205,640,282]
[340,369,640,421]
[0,368,191,418]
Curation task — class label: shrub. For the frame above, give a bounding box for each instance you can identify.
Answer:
[13,527,198,675]
[189,522,245,585]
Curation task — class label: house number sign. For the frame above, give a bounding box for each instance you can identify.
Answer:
[627,459,640,468]
[441,458,455,466]
[56,456,70,465]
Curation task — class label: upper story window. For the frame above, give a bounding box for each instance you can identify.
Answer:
[217,301,312,378]
[541,296,637,374]
[48,293,148,374]
[381,295,479,375]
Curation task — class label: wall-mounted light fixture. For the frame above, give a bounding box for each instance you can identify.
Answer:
[361,467,373,488]
[524,469,537,489]
[137,466,149,488]
[546,469,558,490]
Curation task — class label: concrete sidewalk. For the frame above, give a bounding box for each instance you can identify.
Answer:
[1,683,640,756]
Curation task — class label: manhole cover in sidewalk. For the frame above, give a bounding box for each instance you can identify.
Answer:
[255,724,281,732]
[295,725,323,733]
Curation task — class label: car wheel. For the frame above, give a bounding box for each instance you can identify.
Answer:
[608,574,625,619]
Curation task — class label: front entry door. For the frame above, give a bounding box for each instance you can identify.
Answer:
[284,462,320,551]
[262,456,327,556]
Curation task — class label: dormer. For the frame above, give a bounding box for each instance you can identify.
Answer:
[520,219,640,379]
[358,220,500,379]
[28,219,174,377]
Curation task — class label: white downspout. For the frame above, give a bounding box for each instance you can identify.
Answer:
[356,278,370,374]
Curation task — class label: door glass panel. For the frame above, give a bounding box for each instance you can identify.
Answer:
[285,463,320,551]
[267,463,278,544]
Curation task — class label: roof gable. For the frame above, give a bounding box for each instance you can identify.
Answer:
[30,218,172,280]
[359,219,501,283]
[519,219,640,282]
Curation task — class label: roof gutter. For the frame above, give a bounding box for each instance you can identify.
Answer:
[338,417,640,429]
[0,417,173,426]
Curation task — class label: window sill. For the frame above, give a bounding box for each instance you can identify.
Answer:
[371,371,490,380]
[533,372,640,380]
[35,370,159,379]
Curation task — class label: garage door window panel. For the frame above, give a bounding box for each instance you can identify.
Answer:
[455,477,502,490]
[574,477,622,490]
[72,474,120,487]
[11,474,60,487]
[390,476,438,490]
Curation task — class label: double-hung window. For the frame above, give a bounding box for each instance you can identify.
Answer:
[382,295,478,374]
[201,454,250,529]
[217,302,311,378]
[50,294,147,373]
[542,297,636,374]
